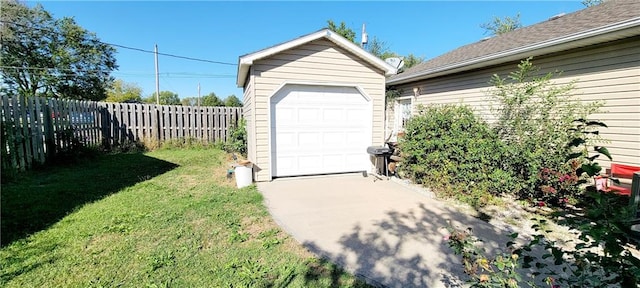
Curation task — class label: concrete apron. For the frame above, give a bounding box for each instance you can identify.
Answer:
[258,173,510,288]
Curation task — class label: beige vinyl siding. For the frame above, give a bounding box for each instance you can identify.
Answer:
[242,75,257,170]
[251,39,386,181]
[391,36,640,168]
[384,101,395,138]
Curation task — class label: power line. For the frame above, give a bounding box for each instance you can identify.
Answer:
[1,66,235,78]
[0,20,237,66]
[107,43,236,66]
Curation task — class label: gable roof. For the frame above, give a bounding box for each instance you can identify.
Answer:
[387,0,640,85]
[236,29,397,87]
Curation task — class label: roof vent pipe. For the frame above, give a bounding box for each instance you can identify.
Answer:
[548,13,566,21]
[361,23,368,48]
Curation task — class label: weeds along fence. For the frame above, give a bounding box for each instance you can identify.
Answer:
[1,95,242,171]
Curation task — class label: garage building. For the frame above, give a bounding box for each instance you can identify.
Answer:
[237,29,397,181]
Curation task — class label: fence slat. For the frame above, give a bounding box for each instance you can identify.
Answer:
[178,106,185,138]
[91,101,98,146]
[198,106,203,140]
[206,107,212,142]
[70,100,79,147]
[79,100,88,145]
[2,95,18,169]
[62,99,70,151]
[33,97,44,163]
[42,99,54,157]
[22,96,34,169]
[26,96,40,165]
[135,103,141,141]
[123,103,131,142]
[13,96,25,170]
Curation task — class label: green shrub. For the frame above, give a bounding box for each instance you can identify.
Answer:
[488,58,603,202]
[399,104,514,206]
[223,118,247,157]
[111,139,147,153]
[446,120,640,287]
[50,127,101,165]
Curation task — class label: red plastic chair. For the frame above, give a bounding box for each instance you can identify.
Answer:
[605,164,640,196]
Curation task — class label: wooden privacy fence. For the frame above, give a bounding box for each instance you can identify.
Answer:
[101,102,242,147]
[1,95,242,171]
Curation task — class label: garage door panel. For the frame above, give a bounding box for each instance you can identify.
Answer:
[347,109,367,121]
[346,131,367,145]
[276,156,296,173]
[323,132,345,145]
[275,132,296,148]
[276,108,295,122]
[345,154,367,165]
[298,155,323,169]
[298,108,320,121]
[271,85,372,177]
[298,132,320,145]
[322,109,344,121]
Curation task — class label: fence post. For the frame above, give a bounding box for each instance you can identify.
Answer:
[43,100,55,161]
[99,104,106,148]
[150,104,158,143]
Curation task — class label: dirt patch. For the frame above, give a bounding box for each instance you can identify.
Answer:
[211,154,240,188]
[241,216,267,238]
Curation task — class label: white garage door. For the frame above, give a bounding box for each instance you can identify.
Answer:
[271,84,372,177]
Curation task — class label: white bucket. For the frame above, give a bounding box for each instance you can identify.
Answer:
[235,164,253,188]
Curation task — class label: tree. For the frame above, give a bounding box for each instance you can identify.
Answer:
[0,0,117,100]
[325,19,423,68]
[224,95,242,107]
[403,54,424,70]
[181,94,241,107]
[366,36,396,59]
[105,79,142,102]
[326,20,356,43]
[144,91,180,105]
[180,97,199,106]
[480,13,522,36]
[201,92,223,106]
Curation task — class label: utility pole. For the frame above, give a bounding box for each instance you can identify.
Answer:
[154,44,160,105]
[197,82,201,107]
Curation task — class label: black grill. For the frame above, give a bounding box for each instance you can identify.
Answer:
[367,145,394,179]
[367,146,393,156]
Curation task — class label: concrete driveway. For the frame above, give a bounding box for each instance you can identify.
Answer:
[258,173,511,288]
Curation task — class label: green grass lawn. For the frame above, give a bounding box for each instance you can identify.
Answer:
[1,148,368,287]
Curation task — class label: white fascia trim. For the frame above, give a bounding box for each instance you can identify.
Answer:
[237,30,397,87]
[388,17,640,85]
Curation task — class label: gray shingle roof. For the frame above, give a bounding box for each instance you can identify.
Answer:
[388,0,640,83]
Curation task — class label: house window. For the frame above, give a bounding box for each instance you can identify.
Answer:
[395,97,412,132]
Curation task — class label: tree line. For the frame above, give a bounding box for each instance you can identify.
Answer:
[326,20,424,70]
[105,79,242,107]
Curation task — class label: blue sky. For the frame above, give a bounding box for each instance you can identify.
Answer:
[32,1,585,101]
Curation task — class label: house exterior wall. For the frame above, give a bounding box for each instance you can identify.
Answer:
[390,36,640,168]
[249,38,386,181]
[242,73,257,177]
